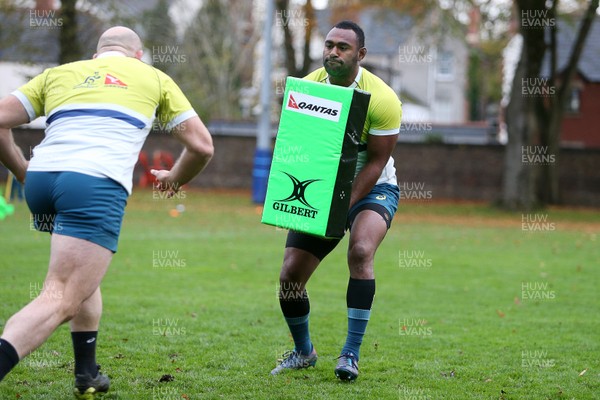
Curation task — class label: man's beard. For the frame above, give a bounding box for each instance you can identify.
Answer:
[323,56,356,77]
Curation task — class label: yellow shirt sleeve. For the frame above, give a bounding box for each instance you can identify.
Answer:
[16,68,52,118]
[368,89,402,135]
[155,71,197,130]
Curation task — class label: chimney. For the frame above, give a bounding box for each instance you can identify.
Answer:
[35,0,57,10]
[466,6,481,46]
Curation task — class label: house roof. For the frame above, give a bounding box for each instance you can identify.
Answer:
[315,8,413,55]
[541,16,600,82]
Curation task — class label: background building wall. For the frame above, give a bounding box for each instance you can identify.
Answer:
[6,129,599,206]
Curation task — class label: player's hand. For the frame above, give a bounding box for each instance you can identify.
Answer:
[150,169,180,198]
[15,160,29,183]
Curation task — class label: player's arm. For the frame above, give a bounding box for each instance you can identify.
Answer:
[151,116,214,193]
[0,95,32,183]
[349,133,397,208]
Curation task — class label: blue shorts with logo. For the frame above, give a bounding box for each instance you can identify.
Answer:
[25,171,128,253]
[348,182,400,229]
[286,183,400,260]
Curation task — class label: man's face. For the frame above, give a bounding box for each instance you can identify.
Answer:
[322,28,364,78]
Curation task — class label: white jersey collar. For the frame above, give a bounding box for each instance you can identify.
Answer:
[96,51,128,58]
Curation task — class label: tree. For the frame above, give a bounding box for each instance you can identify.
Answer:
[59,0,81,63]
[502,0,599,210]
[275,0,316,77]
[175,0,258,120]
[142,0,178,74]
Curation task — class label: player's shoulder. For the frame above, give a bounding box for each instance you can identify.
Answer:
[360,68,400,103]
[303,68,328,83]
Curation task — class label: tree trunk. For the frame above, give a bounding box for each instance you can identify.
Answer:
[59,0,80,64]
[503,53,538,210]
[502,0,547,210]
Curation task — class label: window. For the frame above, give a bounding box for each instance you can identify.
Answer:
[436,50,454,80]
[566,87,581,114]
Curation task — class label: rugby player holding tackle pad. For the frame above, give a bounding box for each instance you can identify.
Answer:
[264,20,402,381]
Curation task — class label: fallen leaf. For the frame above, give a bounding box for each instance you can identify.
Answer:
[514,297,521,305]
[579,369,587,376]
[496,309,505,318]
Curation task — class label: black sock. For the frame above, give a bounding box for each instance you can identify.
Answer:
[0,338,19,382]
[347,278,376,310]
[71,331,98,377]
[279,284,312,355]
[279,286,310,318]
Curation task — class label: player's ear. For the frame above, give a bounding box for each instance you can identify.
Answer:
[358,47,366,61]
[93,52,98,59]
[134,49,144,60]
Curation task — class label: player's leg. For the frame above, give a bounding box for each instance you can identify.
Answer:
[70,287,111,398]
[271,232,340,375]
[70,287,103,377]
[1,171,126,397]
[336,183,399,381]
[0,234,112,381]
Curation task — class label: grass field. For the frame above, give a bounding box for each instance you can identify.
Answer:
[0,188,599,399]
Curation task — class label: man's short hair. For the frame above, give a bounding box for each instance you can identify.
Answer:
[333,20,365,49]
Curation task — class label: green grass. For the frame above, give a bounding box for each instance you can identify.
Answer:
[0,189,599,399]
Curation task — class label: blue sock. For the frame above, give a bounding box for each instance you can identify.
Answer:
[341,308,371,360]
[284,314,313,355]
[341,278,375,360]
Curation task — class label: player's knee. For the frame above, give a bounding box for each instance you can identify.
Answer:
[59,302,81,322]
[348,241,374,265]
[279,261,306,285]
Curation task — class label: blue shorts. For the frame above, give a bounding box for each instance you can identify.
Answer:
[286,183,400,260]
[25,171,128,253]
[348,183,400,229]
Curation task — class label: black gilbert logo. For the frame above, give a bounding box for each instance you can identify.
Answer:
[278,172,320,209]
[272,172,321,219]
